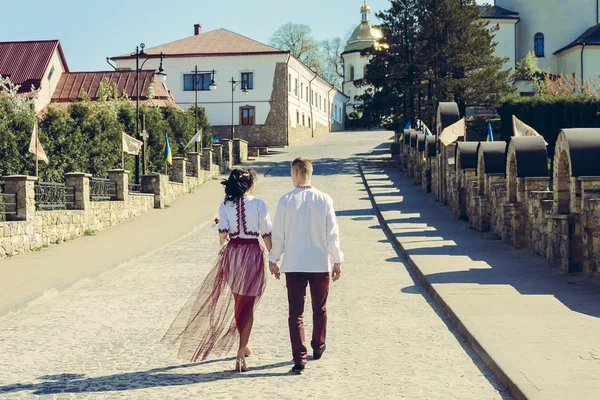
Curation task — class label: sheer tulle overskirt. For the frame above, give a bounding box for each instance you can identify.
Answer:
[161,239,267,362]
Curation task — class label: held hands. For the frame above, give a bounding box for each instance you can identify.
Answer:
[268,261,280,280]
[332,263,342,282]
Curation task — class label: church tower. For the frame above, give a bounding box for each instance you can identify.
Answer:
[341,1,382,116]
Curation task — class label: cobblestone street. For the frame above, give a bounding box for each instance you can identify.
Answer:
[0,131,509,399]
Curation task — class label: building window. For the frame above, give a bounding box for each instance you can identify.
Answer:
[306,87,309,101]
[301,83,304,99]
[302,113,305,126]
[296,110,300,123]
[241,72,254,90]
[349,65,355,81]
[48,65,55,81]
[534,33,545,57]
[319,95,322,110]
[184,73,212,91]
[295,79,298,96]
[308,117,311,127]
[240,106,255,125]
[288,74,292,91]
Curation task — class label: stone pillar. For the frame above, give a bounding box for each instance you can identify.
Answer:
[2,175,36,221]
[65,172,91,211]
[108,169,129,201]
[503,203,526,249]
[547,214,582,273]
[233,138,248,165]
[212,144,224,172]
[220,139,234,170]
[141,173,168,209]
[188,152,201,178]
[172,157,186,183]
[202,148,213,171]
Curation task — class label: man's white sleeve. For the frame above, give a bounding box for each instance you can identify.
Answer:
[269,197,286,263]
[326,197,344,264]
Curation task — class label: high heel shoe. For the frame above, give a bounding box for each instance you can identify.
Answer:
[235,357,247,372]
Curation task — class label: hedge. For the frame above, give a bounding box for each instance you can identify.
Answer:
[497,95,600,158]
[0,97,212,182]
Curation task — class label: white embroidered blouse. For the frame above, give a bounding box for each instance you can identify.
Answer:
[218,196,273,239]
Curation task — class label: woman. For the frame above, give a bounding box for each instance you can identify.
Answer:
[162,168,272,372]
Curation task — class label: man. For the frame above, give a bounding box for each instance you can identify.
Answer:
[269,157,344,374]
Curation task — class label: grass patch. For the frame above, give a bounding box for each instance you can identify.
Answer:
[84,229,97,237]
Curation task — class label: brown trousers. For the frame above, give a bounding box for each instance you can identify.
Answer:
[285,272,330,365]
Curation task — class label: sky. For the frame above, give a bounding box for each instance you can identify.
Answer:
[0,0,488,72]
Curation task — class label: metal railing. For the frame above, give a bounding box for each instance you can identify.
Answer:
[186,160,195,177]
[128,183,142,193]
[90,177,117,201]
[35,182,74,210]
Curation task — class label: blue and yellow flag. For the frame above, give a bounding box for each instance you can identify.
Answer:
[487,122,494,142]
[163,133,172,165]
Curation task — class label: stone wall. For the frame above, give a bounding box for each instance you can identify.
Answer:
[0,172,155,258]
[395,126,600,279]
[0,150,233,259]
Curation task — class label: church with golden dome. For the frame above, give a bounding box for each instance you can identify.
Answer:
[342,1,382,116]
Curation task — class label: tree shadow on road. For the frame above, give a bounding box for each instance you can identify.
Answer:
[0,359,294,396]
[362,163,600,321]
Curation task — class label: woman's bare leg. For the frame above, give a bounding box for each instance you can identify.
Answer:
[233,294,256,369]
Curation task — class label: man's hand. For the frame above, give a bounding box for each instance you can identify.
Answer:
[268,261,280,280]
[332,263,342,282]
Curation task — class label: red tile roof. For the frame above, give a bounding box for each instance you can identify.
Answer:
[0,40,69,91]
[51,70,174,103]
[111,29,288,59]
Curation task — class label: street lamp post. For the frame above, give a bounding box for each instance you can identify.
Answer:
[133,44,166,184]
[191,66,217,152]
[229,77,248,140]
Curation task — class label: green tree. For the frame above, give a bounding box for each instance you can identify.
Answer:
[358,0,511,127]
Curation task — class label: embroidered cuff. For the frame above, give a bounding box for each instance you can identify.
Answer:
[218,229,229,234]
[262,232,272,239]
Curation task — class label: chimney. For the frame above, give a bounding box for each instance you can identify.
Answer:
[194,24,202,36]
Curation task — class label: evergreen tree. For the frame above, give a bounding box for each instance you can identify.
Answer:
[358,0,511,127]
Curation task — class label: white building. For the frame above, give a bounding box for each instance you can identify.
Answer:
[483,1,600,93]
[111,26,346,147]
[341,1,382,116]
[0,40,69,113]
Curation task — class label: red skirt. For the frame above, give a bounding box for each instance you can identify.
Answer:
[161,237,267,362]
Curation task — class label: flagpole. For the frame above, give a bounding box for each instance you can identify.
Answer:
[35,119,39,177]
[121,132,125,170]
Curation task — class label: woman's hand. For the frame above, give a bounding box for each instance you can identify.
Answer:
[268,261,280,280]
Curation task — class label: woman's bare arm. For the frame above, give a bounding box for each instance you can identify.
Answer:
[219,232,228,246]
[263,237,272,252]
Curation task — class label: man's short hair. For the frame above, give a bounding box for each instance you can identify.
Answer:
[292,157,313,176]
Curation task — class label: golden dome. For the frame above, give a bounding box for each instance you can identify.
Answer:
[361,1,370,13]
[343,23,382,53]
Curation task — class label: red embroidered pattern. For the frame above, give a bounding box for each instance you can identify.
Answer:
[262,232,272,239]
[218,229,229,234]
[229,198,259,238]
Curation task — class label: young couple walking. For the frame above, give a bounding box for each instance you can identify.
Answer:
[162,157,344,374]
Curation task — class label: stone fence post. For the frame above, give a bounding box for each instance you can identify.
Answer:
[212,144,225,172]
[172,157,186,183]
[220,139,234,169]
[2,175,36,221]
[108,169,129,201]
[65,172,91,211]
[141,173,169,209]
[188,152,201,178]
[202,148,213,171]
[233,139,248,165]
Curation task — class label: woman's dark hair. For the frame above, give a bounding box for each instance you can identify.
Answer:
[222,168,256,203]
